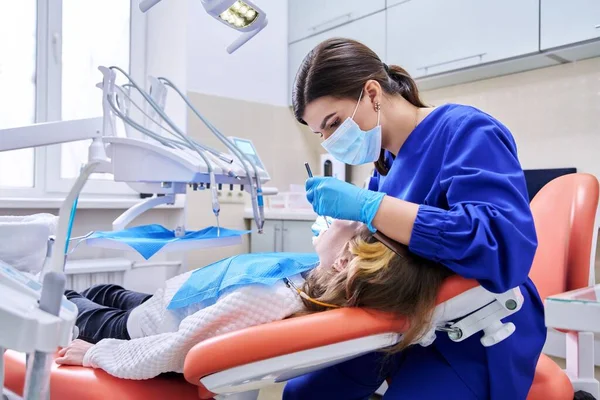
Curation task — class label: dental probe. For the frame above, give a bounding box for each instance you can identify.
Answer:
[304,162,330,228]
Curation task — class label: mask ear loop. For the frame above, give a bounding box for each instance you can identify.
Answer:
[351,89,364,120]
[352,89,381,127]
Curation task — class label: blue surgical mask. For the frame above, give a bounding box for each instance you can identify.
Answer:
[321,90,382,165]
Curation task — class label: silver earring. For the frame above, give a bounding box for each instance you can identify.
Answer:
[375,102,381,112]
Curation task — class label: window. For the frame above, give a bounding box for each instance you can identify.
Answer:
[0,0,145,197]
[59,0,130,181]
[0,0,37,189]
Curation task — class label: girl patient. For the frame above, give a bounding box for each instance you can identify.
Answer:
[56,220,451,380]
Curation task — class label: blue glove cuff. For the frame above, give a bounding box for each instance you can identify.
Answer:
[360,191,386,233]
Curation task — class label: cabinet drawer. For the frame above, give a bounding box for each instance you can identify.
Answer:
[250,220,282,253]
[288,0,385,43]
[282,220,315,253]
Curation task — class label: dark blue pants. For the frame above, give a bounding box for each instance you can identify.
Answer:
[65,284,151,344]
[283,345,480,400]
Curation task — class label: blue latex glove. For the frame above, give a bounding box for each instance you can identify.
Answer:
[305,177,385,232]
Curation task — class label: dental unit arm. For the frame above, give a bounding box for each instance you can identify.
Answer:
[150,76,266,234]
[97,66,270,233]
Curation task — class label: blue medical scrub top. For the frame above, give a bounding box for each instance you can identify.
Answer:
[369,104,546,399]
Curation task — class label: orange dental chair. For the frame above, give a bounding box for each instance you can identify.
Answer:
[4,173,598,400]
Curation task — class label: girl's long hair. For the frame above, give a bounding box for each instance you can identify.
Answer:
[300,227,452,352]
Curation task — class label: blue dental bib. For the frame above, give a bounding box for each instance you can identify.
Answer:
[168,252,319,309]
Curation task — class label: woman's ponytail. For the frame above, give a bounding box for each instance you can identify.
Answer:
[385,64,427,108]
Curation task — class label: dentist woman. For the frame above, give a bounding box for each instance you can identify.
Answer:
[284,38,545,400]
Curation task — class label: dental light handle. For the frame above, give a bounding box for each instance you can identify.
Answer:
[23,271,66,400]
[139,0,162,12]
[226,18,268,54]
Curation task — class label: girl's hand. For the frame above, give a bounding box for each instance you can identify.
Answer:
[55,339,94,366]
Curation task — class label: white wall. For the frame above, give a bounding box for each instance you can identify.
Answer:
[186,0,289,106]
[145,0,189,129]
[422,57,600,181]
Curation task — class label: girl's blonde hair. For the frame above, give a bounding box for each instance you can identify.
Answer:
[301,226,452,352]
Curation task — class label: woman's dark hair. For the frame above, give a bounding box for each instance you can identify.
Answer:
[293,38,427,175]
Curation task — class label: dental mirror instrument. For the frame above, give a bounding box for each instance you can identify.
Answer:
[304,162,313,178]
[304,162,330,228]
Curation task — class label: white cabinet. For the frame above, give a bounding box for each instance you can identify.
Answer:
[250,220,314,253]
[540,0,600,50]
[250,220,282,253]
[386,0,540,78]
[282,220,316,253]
[288,0,385,43]
[288,11,386,104]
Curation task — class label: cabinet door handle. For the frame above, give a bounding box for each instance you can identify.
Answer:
[310,12,353,32]
[281,228,288,251]
[274,226,280,251]
[51,32,62,64]
[417,53,487,75]
[389,0,412,8]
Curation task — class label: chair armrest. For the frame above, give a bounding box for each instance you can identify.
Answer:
[436,275,480,303]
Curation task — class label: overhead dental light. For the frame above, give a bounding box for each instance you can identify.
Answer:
[139,0,268,54]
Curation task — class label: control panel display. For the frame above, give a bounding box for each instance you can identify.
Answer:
[232,138,265,170]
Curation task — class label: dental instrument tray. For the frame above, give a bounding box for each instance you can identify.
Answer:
[80,224,251,260]
[104,136,270,188]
